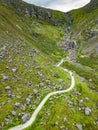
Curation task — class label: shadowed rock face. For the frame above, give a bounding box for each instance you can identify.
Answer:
[1,0,68,26]
[84,0,98,12]
[89,0,98,8]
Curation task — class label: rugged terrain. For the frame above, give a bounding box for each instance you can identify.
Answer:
[0,0,98,130]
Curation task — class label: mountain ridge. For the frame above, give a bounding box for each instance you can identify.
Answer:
[0,0,69,26]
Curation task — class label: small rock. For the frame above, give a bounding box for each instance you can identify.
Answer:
[84,97,89,101]
[5,86,11,91]
[11,111,16,116]
[60,125,65,130]
[27,81,32,86]
[46,80,51,85]
[29,70,32,73]
[84,107,91,115]
[89,79,92,82]
[14,102,21,108]
[12,67,18,72]
[96,120,98,125]
[40,122,44,125]
[54,121,58,126]
[37,72,43,77]
[18,112,25,117]
[21,104,26,111]
[2,75,9,81]
[17,96,21,99]
[63,117,67,122]
[8,98,12,103]
[49,101,54,104]
[78,99,83,106]
[58,79,63,83]
[78,108,81,111]
[80,77,85,82]
[75,124,82,130]
[2,102,5,106]
[38,82,44,87]
[5,118,12,124]
[22,113,30,123]
[11,93,16,98]
[26,98,30,105]
[33,89,38,95]
[28,94,33,99]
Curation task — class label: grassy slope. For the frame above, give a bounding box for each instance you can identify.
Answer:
[69,2,98,57]
[0,4,70,130]
[62,0,98,88]
[25,2,98,130]
[25,73,98,130]
[70,5,98,41]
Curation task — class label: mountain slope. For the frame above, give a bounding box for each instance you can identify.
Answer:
[0,0,98,130]
[62,0,98,89]
[0,0,69,26]
[69,0,98,55]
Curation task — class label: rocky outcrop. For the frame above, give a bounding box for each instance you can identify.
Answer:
[1,0,68,26]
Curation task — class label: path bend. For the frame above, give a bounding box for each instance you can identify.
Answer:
[9,59,75,130]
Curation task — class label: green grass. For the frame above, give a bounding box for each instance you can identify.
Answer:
[62,62,98,90]
[0,3,69,129]
[77,56,98,70]
[25,73,98,130]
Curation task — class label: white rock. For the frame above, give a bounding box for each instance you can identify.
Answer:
[76,124,82,130]
[84,107,91,115]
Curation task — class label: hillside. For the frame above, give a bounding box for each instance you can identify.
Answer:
[62,0,98,90]
[0,0,98,130]
[69,0,98,56]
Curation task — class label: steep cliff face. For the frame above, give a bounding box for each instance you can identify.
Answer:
[0,0,68,26]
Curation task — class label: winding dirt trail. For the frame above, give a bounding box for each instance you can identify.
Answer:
[9,59,75,130]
